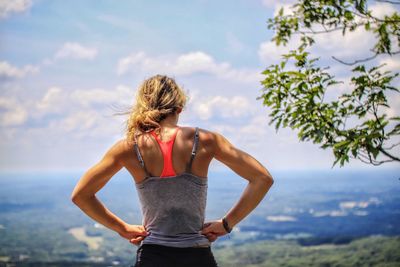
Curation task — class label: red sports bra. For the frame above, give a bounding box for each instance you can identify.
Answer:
[150,127,180,177]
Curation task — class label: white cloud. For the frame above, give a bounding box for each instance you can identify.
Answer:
[35,85,133,119]
[312,26,375,61]
[2,84,128,168]
[258,36,301,65]
[0,97,27,126]
[0,0,31,19]
[233,114,300,152]
[54,42,98,60]
[175,52,223,75]
[273,3,296,17]
[386,94,400,119]
[379,56,400,73]
[70,85,133,107]
[261,0,296,18]
[117,52,146,75]
[238,115,269,137]
[192,95,253,120]
[262,0,295,8]
[117,51,261,83]
[370,2,398,19]
[49,110,99,133]
[35,86,65,114]
[0,61,39,79]
[31,85,134,140]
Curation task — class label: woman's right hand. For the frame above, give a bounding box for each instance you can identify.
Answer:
[201,219,229,242]
[118,224,149,246]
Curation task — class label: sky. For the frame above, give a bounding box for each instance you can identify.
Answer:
[0,0,399,173]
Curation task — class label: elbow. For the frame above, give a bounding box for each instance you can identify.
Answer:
[268,174,274,186]
[71,192,88,205]
[260,174,274,189]
[70,187,80,204]
[71,193,81,205]
[71,185,92,204]
[71,191,95,205]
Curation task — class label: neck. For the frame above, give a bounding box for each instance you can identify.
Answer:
[159,114,179,128]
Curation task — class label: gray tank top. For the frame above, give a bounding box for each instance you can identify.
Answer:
[133,127,211,248]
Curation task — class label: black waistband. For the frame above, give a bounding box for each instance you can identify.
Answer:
[139,243,211,251]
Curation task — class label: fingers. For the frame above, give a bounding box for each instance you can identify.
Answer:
[201,222,219,242]
[205,233,218,242]
[141,230,149,236]
[203,222,212,228]
[130,235,145,246]
[139,225,148,234]
[201,228,211,234]
[201,222,214,234]
[128,226,150,246]
[134,225,148,236]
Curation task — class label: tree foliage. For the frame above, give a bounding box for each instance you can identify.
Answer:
[259,0,400,166]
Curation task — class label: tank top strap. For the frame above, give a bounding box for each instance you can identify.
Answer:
[186,127,199,173]
[133,134,151,177]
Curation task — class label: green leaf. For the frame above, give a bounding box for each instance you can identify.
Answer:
[333,140,351,149]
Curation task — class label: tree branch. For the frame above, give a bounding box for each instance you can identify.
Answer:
[374,0,400,5]
[357,155,394,165]
[378,146,400,161]
[357,150,383,165]
[332,50,400,65]
[372,100,385,147]
[382,142,400,150]
[296,22,366,35]
[357,147,396,165]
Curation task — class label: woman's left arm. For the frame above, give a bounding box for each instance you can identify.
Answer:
[70,140,128,234]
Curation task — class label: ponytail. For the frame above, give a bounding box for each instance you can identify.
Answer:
[125,75,187,142]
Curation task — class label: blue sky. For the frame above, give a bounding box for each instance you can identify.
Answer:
[0,0,399,172]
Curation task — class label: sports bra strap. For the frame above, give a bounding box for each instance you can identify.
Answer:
[133,134,151,177]
[134,127,199,176]
[186,127,199,173]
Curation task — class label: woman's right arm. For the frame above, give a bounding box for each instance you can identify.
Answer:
[201,131,274,240]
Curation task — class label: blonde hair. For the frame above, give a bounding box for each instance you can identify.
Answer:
[124,75,187,142]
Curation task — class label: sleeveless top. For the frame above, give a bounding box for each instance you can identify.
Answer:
[133,126,211,248]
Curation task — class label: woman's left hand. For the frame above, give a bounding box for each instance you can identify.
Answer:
[201,220,228,242]
[118,224,149,246]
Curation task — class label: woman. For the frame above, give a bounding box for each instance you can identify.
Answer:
[71,75,274,267]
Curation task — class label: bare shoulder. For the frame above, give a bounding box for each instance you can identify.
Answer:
[179,126,223,157]
[103,138,135,161]
[204,129,236,156]
[179,126,215,142]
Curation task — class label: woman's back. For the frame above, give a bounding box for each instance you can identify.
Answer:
[131,126,213,248]
[124,126,215,184]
